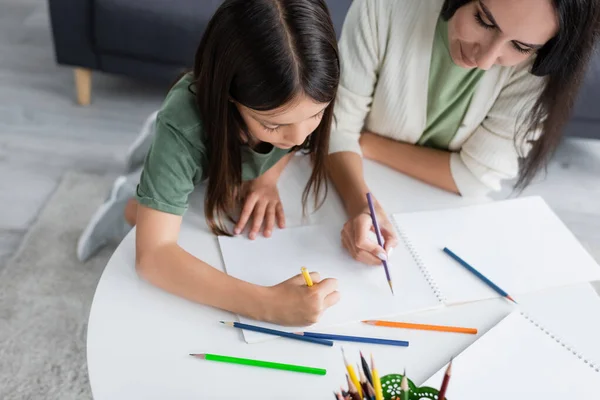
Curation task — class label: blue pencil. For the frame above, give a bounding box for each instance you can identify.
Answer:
[442,247,517,304]
[298,332,409,347]
[366,193,394,295]
[221,321,334,346]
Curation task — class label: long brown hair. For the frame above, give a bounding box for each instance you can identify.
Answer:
[191,0,339,235]
[442,0,600,188]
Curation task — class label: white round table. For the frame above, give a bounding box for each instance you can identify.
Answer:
[87,157,514,399]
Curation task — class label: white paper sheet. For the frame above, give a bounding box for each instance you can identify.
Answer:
[392,196,600,304]
[422,310,600,399]
[219,224,442,343]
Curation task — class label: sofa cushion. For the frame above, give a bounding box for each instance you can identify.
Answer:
[94,0,352,69]
[94,0,222,67]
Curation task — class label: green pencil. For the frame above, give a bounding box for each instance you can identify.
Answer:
[190,353,326,376]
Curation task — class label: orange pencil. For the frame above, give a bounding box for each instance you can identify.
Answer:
[363,320,477,335]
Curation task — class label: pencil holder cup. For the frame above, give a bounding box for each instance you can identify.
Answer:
[381,374,443,400]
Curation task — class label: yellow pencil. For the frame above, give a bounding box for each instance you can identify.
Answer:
[371,354,383,400]
[301,267,313,287]
[342,348,363,399]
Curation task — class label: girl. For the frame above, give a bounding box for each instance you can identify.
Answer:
[78,0,341,326]
[329,0,600,265]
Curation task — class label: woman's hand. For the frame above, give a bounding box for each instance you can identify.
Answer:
[341,205,398,265]
[234,174,285,240]
[264,272,340,326]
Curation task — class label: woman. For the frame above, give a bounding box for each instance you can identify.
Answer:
[78,0,340,326]
[329,0,600,265]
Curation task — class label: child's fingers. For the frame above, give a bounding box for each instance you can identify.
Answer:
[314,277,338,295]
[235,195,258,235]
[263,205,276,237]
[249,201,267,240]
[276,203,285,229]
[323,290,341,308]
[308,271,321,284]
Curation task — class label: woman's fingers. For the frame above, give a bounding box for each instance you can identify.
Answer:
[353,216,387,261]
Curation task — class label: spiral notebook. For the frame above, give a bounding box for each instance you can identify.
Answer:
[421,309,600,398]
[391,196,600,305]
[219,196,600,343]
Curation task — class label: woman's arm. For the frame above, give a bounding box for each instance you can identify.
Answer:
[135,205,340,326]
[360,132,460,194]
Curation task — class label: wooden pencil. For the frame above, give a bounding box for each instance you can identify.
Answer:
[360,351,373,385]
[438,359,453,400]
[342,348,364,399]
[366,380,377,400]
[346,374,362,400]
[400,369,409,400]
[371,354,383,400]
[221,321,333,346]
[366,193,394,295]
[443,247,517,303]
[358,363,369,399]
[362,320,477,335]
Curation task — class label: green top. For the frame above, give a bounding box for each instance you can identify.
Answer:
[418,17,486,149]
[136,74,290,216]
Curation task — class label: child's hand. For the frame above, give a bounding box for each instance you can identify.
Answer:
[264,272,340,326]
[234,174,285,239]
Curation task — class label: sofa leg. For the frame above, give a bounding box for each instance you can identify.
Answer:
[74,68,92,106]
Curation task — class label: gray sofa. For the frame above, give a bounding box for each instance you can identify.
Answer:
[48,0,598,139]
[47,0,353,105]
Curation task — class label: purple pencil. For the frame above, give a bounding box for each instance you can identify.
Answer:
[366,193,394,294]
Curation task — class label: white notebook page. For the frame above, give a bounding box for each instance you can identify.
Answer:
[219,224,441,343]
[392,197,600,304]
[422,311,599,399]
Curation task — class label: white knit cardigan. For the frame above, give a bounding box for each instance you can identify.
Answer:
[329,0,546,196]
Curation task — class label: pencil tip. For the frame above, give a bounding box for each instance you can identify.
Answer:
[506,295,518,304]
[388,281,394,295]
[219,321,225,324]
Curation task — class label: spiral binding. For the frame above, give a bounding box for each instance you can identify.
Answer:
[520,311,600,373]
[392,218,447,304]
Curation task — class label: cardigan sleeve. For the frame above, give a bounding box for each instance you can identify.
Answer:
[451,62,546,197]
[329,0,384,155]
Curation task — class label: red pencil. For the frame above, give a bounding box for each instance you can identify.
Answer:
[438,359,453,400]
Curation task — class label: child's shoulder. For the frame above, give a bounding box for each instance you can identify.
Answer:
[157,73,205,141]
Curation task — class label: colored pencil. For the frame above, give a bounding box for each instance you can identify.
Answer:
[366,193,394,295]
[334,391,344,400]
[220,321,333,346]
[362,320,478,335]
[301,266,313,287]
[360,351,373,385]
[400,369,409,400]
[299,332,409,347]
[371,354,383,400]
[342,348,364,399]
[443,247,517,303]
[438,359,453,400]
[189,353,326,375]
[358,363,369,399]
[366,380,377,400]
[346,374,362,400]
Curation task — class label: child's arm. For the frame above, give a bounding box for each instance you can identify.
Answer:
[135,203,340,326]
[234,152,295,239]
